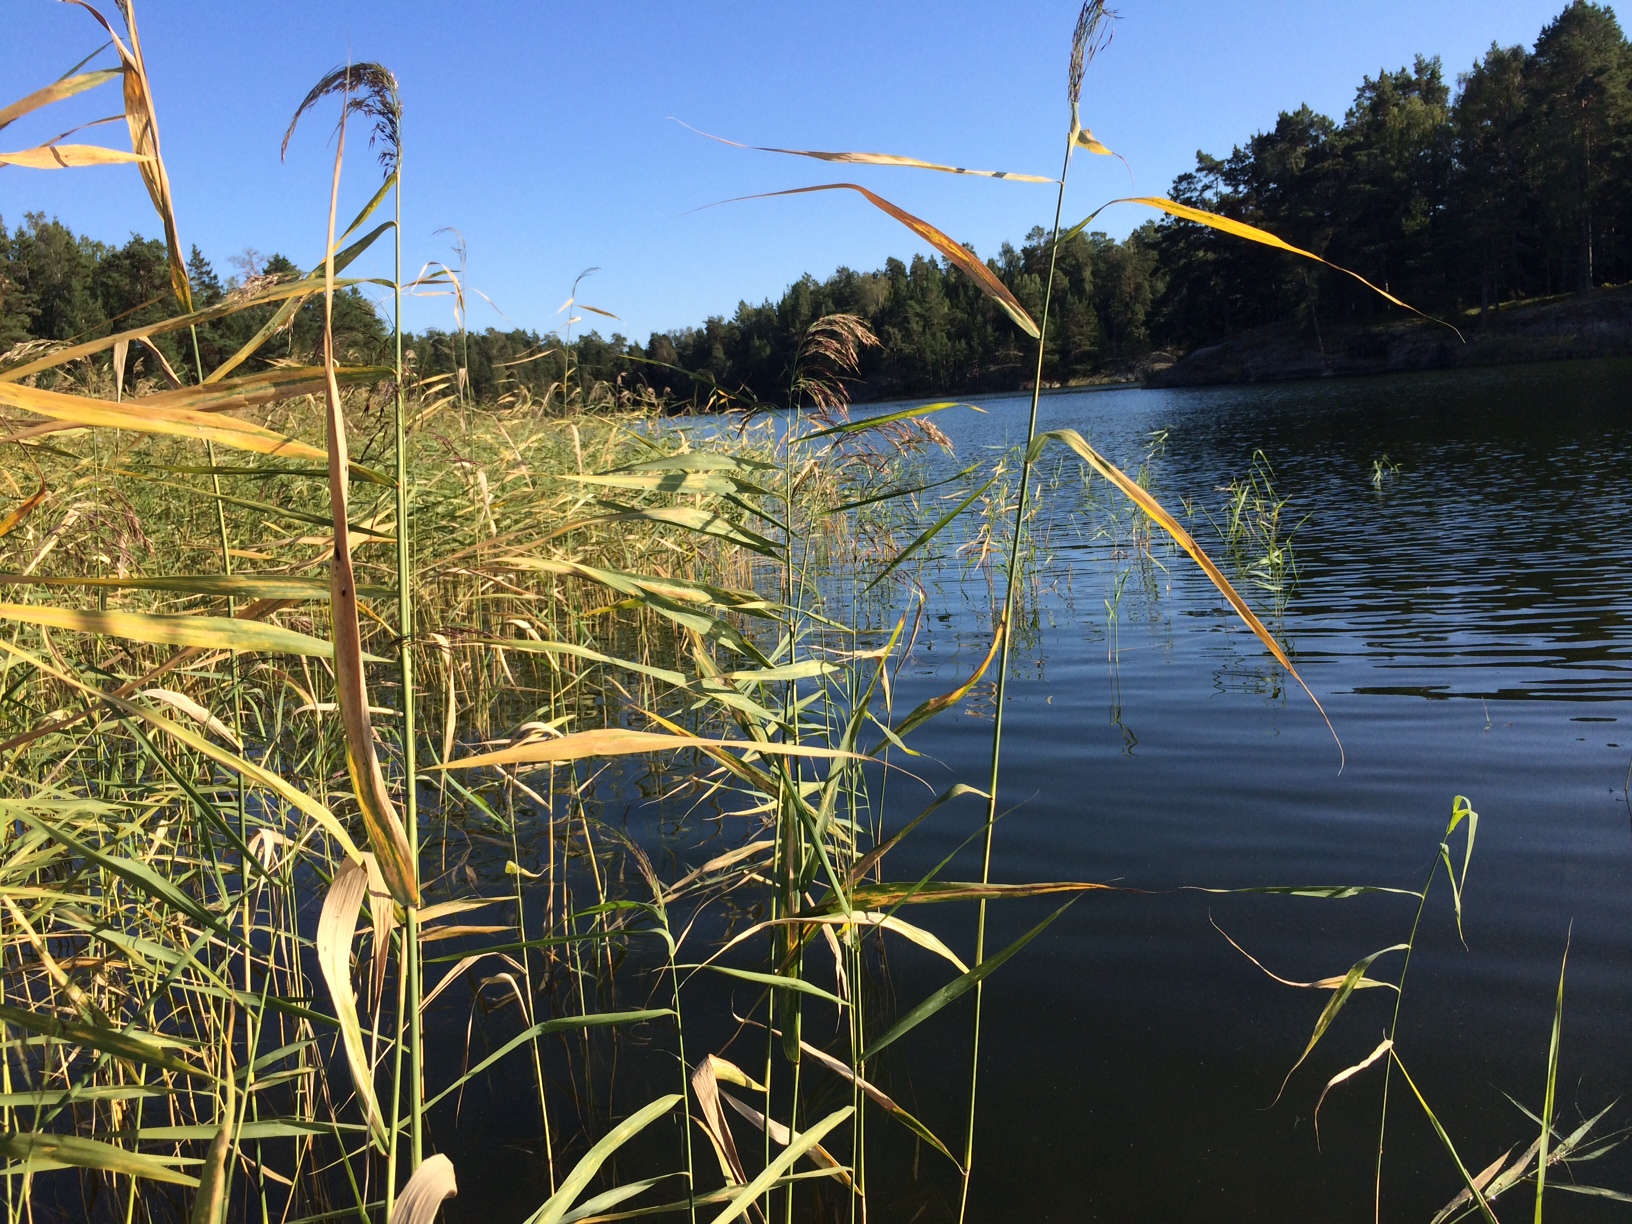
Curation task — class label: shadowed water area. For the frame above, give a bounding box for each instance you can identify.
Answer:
[865,357,1632,1222]
[446,357,1631,1223]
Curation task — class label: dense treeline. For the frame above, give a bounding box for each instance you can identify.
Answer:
[2,2,1627,404]
[0,217,389,385]
[1155,0,1632,348]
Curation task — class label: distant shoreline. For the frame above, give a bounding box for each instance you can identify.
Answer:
[1146,285,1632,389]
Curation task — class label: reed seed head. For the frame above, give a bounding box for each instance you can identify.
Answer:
[1068,2,1115,132]
[282,62,402,176]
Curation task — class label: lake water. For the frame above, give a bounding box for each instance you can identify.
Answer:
[858,358,1632,1222]
[439,358,1632,1224]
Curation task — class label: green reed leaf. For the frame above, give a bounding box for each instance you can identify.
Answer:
[704,1105,854,1224]
[0,1003,206,1080]
[526,1094,683,1224]
[1275,943,1409,1103]
[0,1131,198,1186]
[864,902,1076,1060]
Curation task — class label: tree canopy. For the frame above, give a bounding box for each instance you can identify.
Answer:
[3,2,1627,405]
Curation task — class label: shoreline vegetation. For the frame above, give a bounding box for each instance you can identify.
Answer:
[0,2,1625,1223]
[6,4,1631,406]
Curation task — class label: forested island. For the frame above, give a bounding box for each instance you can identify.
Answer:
[3,0,1628,402]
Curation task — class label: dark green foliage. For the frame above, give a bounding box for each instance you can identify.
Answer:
[0,216,389,384]
[1154,2,1632,347]
[3,2,1627,401]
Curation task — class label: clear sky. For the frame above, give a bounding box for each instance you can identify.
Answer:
[5,1,1578,344]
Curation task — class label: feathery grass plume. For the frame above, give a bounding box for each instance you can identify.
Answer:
[1068,1,1115,144]
[282,61,401,176]
[746,312,881,436]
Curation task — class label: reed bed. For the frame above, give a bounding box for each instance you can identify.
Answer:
[0,4,1616,1223]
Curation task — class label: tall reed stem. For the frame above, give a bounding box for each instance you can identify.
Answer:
[958,138,1076,1224]
[392,136,425,1173]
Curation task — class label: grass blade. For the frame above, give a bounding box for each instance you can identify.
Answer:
[0,378,329,463]
[0,573,360,601]
[824,880,1109,911]
[865,471,1000,592]
[704,1105,854,1224]
[0,1002,204,1079]
[316,857,387,1149]
[678,121,1054,182]
[1033,427,1341,763]
[797,400,974,443]
[0,478,47,539]
[568,506,781,558]
[864,902,1076,1059]
[1391,1052,1501,1224]
[1067,195,1461,338]
[1314,1038,1391,1146]
[0,1132,197,1187]
[432,727,870,772]
[1442,795,1480,944]
[189,1078,234,1224]
[687,965,846,1009]
[318,96,418,908]
[526,1094,683,1224]
[717,184,1039,338]
[0,143,151,168]
[894,624,1004,738]
[6,803,228,936]
[1535,930,1570,1223]
[0,68,122,133]
[424,1011,673,1110]
[1275,944,1409,1102]
[0,603,345,657]
[557,471,771,496]
[0,277,351,383]
[135,365,389,415]
[691,1055,751,1189]
[797,1038,961,1168]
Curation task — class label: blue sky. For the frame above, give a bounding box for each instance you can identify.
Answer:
[5,1,1576,343]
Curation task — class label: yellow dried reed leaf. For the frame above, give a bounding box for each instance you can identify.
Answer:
[387,1154,458,1224]
[1032,427,1342,762]
[0,478,46,539]
[0,603,339,657]
[0,68,122,133]
[432,727,870,772]
[0,143,152,168]
[1086,196,1461,337]
[679,120,1055,182]
[316,857,387,1149]
[137,689,241,748]
[720,183,1040,338]
[0,378,329,462]
[316,89,418,909]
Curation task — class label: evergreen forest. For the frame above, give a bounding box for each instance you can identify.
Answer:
[3,0,1628,404]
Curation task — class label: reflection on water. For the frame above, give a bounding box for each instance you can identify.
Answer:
[866,359,1632,1222]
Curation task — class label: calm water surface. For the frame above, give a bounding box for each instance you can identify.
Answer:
[858,358,1632,1221]
[448,359,1632,1223]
